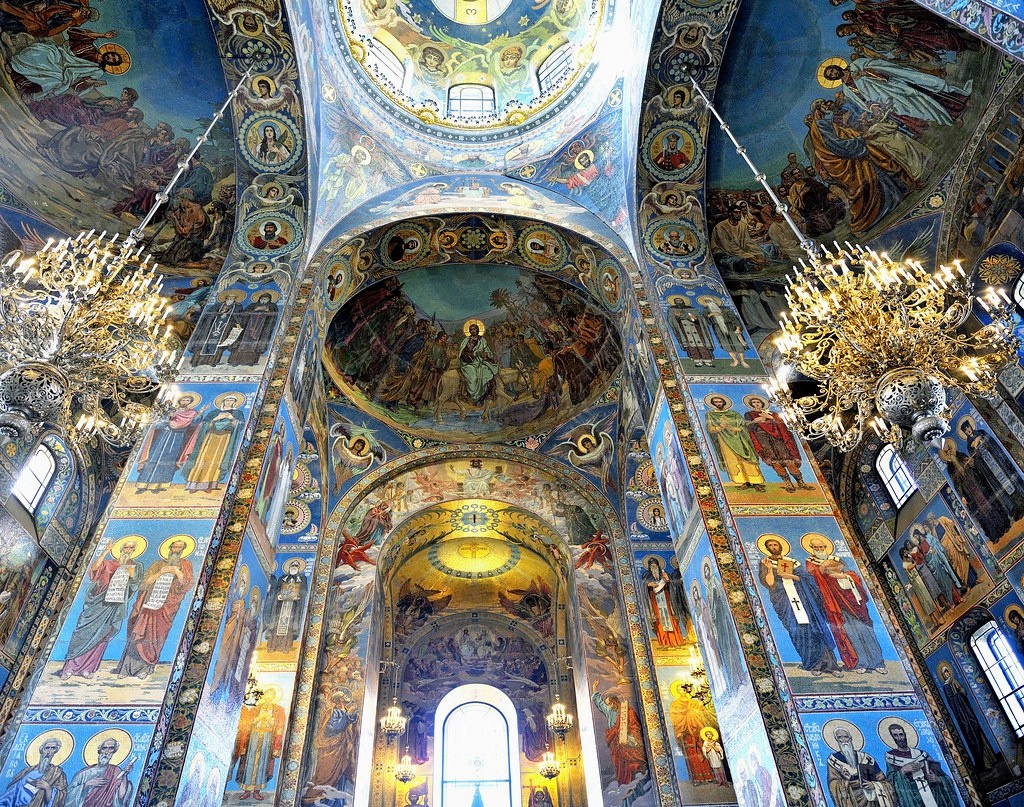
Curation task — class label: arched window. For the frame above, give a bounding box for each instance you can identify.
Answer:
[970,620,1024,737]
[12,444,56,512]
[448,84,496,119]
[434,684,522,807]
[538,43,574,94]
[366,39,405,89]
[875,443,917,509]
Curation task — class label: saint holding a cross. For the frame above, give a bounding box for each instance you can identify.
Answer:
[757,534,842,677]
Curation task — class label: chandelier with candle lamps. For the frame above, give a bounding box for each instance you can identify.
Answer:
[0,70,250,449]
[679,66,1019,451]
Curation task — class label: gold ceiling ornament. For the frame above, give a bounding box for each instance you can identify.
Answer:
[679,65,1019,452]
[0,68,252,449]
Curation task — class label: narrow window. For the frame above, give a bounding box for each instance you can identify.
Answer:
[12,444,56,512]
[448,84,496,119]
[876,443,917,509]
[538,44,573,94]
[435,684,522,807]
[971,620,1024,737]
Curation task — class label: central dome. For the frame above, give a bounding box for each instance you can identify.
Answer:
[324,263,621,443]
[334,0,609,137]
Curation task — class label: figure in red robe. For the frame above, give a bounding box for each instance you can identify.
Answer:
[592,683,649,786]
[113,538,194,679]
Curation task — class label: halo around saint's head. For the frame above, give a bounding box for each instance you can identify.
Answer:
[159,534,197,559]
[463,318,486,336]
[877,715,919,748]
[214,391,245,409]
[281,556,307,573]
[669,679,690,700]
[26,729,74,767]
[1004,604,1024,625]
[956,415,977,439]
[800,532,835,556]
[574,149,595,170]
[236,564,251,594]
[757,533,791,557]
[696,294,721,307]
[822,718,863,752]
[817,57,848,89]
[703,392,732,410]
[99,43,131,75]
[176,392,202,409]
[935,660,954,681]
[742,393,771,410]
[109,535,148,560]
[700,727,719,742]
[667,295,690,307]
[83,728,133,767]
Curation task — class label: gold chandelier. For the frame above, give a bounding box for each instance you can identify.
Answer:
[394,752,417,783]
[0,71,250,449]
[681,67,1019,451]
[0,233,177,447]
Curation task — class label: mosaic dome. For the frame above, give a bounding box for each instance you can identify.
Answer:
[333,0,610,138]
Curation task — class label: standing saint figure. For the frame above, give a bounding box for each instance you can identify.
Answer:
[757,535,841,676]
[458,321,499,404]
[232,686,287,800]
[923,513,976,593]
[881,719,957,807]
[134,394,204,492]
[823,721,895,807]
[190,291,245,367]
[802,534,886,673]
[231,291,280,366]
[59,537,145,680]
[113,537,195,679]
[668,684,714,784]
[591,682,649,788]
[698,295,750,368]
[264,558,308,653]
[643,556,686,648]
[743,395,814,491]
[705,394,766,491]
[936,662,1000,776]
[180,393,246,493]
[667,296,715,367]
[700,728,729,787]
[703,559,747,691]
[66,734,134,807]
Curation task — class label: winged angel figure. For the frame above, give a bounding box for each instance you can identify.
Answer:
[548,413,617,492]
[330,417,387,494]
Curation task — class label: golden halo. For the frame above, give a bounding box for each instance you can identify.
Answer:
[352,145,372,165]
[159,534,196,559]
[175,392,201,409]
[463,319,486,336]
[935,661,954,681]
[214,391,245,410]
[236,564,250,595]
[574,148,595,170]
[217,289,247,303]
[817,57,848,89]
[800,532,835,556]
[703,392,732,410]
[877,716,918,749]
[669,679,689,700]
[641,554,667,574]
[700,555,713,580]
[260,180,286,198]
[248,261,272,275]
[83,728,133,767]
[757,533,791,557]
[1004,604,1024,626]
[667,295,689,307]
[281,556,308,574]
[252,75,277,96]
[696,294,721,307]
[249,586,262,609]
[98,43,131,75]
[26,729,74,767]
[109,535,147,560]
[262,684,283,702]
[956,415,977,439]
[822,718,863,752]
[233,10,265,36]
[250,289,281,303]
[937,438,957,463]
[742,393,771,410]
[699,726,719,742]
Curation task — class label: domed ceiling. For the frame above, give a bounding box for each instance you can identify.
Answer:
[324,262,621,442]
[333,0,608,137]
[705,0,1000,282]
